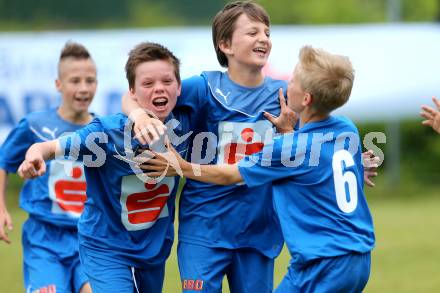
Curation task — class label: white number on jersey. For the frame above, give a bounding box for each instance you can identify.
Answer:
[332,150,358,213]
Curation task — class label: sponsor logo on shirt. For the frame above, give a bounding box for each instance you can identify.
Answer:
[120,175,174,231]
[217,120,273,164]
[182,279,204,291]
[48,160,87,217]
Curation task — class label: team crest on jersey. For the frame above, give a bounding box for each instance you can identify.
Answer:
[47,160,87,217]
[120,175,174,231]
[217,120,273,164]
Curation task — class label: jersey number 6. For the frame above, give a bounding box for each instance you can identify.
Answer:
[332,150,358,213]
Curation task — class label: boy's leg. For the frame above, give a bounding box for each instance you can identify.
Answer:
[178,242,231,293]
[79,245,135,293]
[134,262,165,293]
[278,252,371,293]
[227,248,274,293]
[22,218,75,293]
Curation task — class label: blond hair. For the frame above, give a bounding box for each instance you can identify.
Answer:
[296,46,354,114]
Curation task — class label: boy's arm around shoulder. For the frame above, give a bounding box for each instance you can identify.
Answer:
[142,143,243,186]
[181,161,243,186]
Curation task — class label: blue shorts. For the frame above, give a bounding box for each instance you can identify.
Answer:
[22,217,88,293]
[178,242,274,293]
[79,245,165,293]
[275,252,371,293]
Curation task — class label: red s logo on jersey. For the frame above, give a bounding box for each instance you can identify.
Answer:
[217,121,273,165]
[48,160,87,217]
[120,175,175,231]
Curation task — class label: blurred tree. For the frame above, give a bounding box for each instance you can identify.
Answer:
[438,0,440,21]
[438,0,440,20]
[158,0,226,24]
[259,0,386,24]
[259,0,439,24]
[0,0,439,31]
[401,0,438,21]
[0,0,129,29]
[126,0,185,27]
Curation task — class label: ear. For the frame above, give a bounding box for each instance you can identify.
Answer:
[177,83,182,97]
[55,79,62,92]
[129,87,136,100]
[302,93,313,107]
[218,39,233,56]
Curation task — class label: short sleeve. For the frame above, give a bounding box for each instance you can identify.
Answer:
[0,118,35,173]
[58,119,108,166]
[176,75,209,129]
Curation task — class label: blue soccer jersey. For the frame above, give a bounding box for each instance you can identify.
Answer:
[238,116,375,266]
[59,113,190,268]
[0,109,90,227]
[176,71,286,258]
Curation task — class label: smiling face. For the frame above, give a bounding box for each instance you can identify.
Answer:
[220,13,271,70]
[56,58,97,115]
[130,59,180,121]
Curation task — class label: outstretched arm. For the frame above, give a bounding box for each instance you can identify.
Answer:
[182,161,242,186]
[17,140,59,179]
[420,96,440,134]
[139,145,243,186]
[0,169,13,244]
[122,92,167,144]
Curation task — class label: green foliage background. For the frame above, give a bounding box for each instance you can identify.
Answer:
[0,0,438,31]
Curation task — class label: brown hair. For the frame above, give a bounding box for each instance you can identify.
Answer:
[212,1,270,67]
[58,41,93,77]
[59,41,91,60]
[296,46,354,114]
[125,42,181,89]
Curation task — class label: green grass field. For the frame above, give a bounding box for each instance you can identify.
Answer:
[1,175,439,292]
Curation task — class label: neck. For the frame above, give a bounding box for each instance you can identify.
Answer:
[299,109,329,128]
[227,62,264,87]
[57,106,92,125]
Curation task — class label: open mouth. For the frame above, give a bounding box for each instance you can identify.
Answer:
[152,97,169,108]
[74,97,90,103]
[253,47,267,55]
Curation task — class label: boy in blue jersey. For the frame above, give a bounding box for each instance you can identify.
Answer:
[420,96,440,134]
[123,2,285,292]
[17,42,190,292]
[0,42,95,293]
[122,2,377,292]
[146,45,376,292]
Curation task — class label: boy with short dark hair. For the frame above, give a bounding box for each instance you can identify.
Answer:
[17,42,190,292]
[124,2,285,292]
[0,41,95,293]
